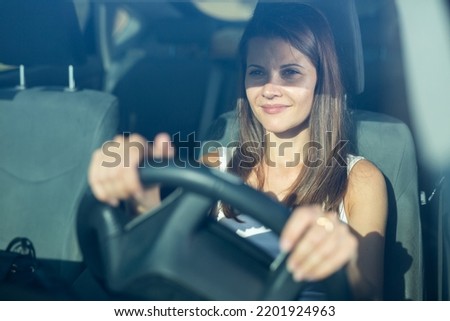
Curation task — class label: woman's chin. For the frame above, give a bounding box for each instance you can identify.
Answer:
[263,122,309,139]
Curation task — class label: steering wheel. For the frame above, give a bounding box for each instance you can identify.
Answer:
[76,160,350,300]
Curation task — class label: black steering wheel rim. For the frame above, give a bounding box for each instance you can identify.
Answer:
[77,159,350,300]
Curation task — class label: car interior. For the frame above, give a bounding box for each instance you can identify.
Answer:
[0,0,448,301]
[0,0,118,299]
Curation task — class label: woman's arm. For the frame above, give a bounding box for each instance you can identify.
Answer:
[343,159,388,299]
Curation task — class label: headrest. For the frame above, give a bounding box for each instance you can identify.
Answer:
[0,0,86,66]
[259,0,364,94]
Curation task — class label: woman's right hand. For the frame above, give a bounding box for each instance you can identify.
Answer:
[88,133,174,212]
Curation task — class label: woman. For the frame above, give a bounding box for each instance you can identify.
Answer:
[88,2,387,300]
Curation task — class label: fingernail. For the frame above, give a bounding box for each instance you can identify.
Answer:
[286,260,295,273]
[280,239,292,252]
[109,199,119,207]
[293,271,304,282]
[134,190,143,199]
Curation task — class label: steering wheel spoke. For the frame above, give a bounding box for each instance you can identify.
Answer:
[131,188,216,232]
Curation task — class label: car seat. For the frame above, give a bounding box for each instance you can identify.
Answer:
[202,0,423,300]
[0,0,118,297]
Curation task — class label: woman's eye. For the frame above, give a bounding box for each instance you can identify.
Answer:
[247,69,264,77]
[282,69,301,78]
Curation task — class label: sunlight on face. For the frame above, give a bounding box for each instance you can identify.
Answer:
[245,37,317,137]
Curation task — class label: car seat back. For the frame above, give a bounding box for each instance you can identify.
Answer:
[353,110,422,300]
[0,0,118,278]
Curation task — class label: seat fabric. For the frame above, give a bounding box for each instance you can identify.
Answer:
[0,88,118,262]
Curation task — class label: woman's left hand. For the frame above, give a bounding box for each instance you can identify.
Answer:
[279,205,357,281]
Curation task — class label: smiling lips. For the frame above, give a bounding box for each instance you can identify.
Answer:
[261,104,289,114]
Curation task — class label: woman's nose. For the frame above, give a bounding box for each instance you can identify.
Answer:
[262,77,281,99]
[262,81,282,99]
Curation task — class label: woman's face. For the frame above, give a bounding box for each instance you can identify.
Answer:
[245,37,317,137]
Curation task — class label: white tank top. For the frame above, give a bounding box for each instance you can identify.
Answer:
[338,154,365,223]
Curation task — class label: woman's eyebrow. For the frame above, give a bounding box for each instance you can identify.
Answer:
[247,64,263,69]
[246,63,305,69]
[280,63,305,69]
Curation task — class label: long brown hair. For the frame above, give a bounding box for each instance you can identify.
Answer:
[225,2,350,216]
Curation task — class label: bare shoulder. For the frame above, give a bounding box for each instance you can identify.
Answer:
[348,159,386,190]
[345,159,388,227]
